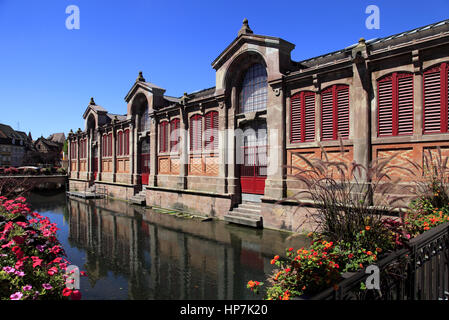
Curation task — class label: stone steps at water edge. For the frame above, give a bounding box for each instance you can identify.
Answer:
[224,202,263,228]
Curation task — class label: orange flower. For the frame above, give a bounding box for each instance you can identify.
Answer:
[359,263,364,269]
[376,247,382,253]
[365,226,371,231]
[367,251,372,256]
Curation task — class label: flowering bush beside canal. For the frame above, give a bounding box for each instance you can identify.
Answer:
[248,147,449,300]
[0,196,82,300]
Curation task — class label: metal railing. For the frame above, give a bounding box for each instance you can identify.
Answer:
[311,222,449,300]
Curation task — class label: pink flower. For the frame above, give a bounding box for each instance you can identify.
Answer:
[23,285,33,291]
[31,256,43,268]
[42,283,52,290]
[47,267,58,276]
[10,292,23,300]
[71,290,82,300]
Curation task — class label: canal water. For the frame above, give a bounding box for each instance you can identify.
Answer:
[26,192,308,300]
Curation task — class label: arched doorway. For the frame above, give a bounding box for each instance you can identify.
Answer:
[131,93,151,185]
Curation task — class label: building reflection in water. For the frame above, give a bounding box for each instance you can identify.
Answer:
[59,195,308,300]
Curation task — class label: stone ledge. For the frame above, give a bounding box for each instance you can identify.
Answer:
[146,185,232,198]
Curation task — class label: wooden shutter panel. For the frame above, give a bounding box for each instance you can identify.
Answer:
[212,112,219,150]
[397,74,414,135]
[205,112,218,150]
[159,121,168,153]
[304,92,315,142]
[321,89,334,140]
[170,119,179,153]
[124,129,129,155]
[190,115,202,151]
[336,86,349,139]
[290,94,302,143]
[424,68,442,133]
[378,77,393,136]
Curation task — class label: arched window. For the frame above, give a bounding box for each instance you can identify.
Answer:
[377,72,414,137]
[239,63,267,113]
[423,63,449,134]
[140,106,150,132]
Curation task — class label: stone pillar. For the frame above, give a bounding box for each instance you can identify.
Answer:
[129,123,134,185]
[97,131,102,181]
[149,114,158,187]
[264,82,285,200]
[351,39,371,180]
[68,138,72,177]
[227,87,238,197]
[133,115,140,185]
[178,108,188,190]
[112,128,116,182]
[87,129,92,181]
[76,135,80,180]
[217,100,227,194]
[413,50,423,138]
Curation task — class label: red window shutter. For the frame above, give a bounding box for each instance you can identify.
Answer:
[123,129,129,155]
[170,119,180,152]
[190,115,202,151]
[159,121,168,153]
[378,77,394,136]
[424,68,442,133]
[447,64,449,129]
[205,111,218,150]
[304,92,315,142]
[290,93,302,143]
[321,89,334,140]
[213,112,218,150]
[336,86,349,139]
[397,74,414,135]
[108,133,112,157]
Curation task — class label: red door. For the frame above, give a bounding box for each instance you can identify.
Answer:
[240,145,267,194]
[240,122,267,195]
[140,138,150,185]
[140,154,150,185]
[93,157,98,180]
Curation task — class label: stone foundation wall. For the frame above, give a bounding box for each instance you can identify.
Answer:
[260,201,318,233]
[94,182,136,201]
[69,179,89,192]
[146,188,234,219]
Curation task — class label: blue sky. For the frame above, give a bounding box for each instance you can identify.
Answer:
[0,0,448,139]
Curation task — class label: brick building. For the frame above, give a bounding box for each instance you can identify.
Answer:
[68,19,449,232]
